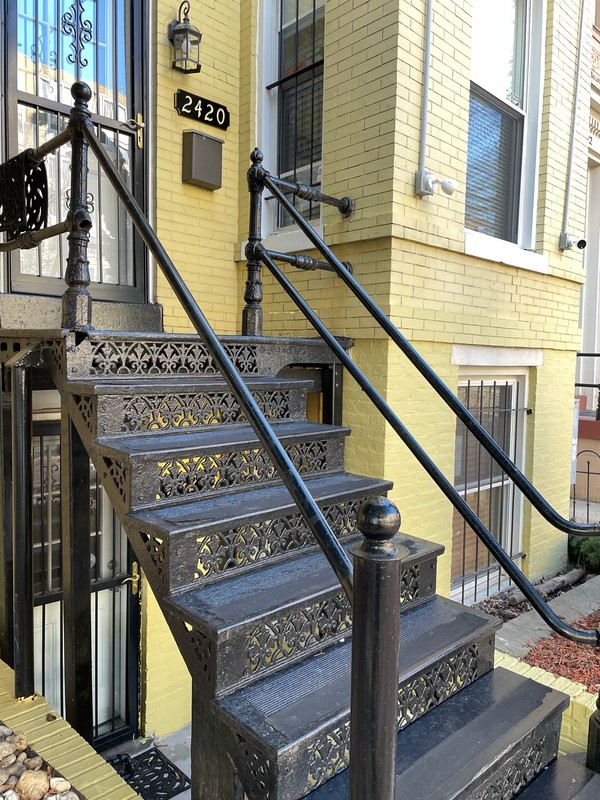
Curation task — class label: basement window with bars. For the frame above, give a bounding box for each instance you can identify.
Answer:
[451,376,528,605]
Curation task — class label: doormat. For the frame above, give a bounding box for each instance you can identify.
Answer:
[108,747,191,800]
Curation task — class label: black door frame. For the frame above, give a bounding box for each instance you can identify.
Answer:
[2,0,148,303]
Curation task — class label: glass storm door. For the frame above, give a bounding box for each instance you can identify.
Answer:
[32,425,140,748]
[5,0,146,301]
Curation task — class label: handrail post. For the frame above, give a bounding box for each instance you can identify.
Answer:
[62,82,93,331]
[349,496,407,800]
[587,691,600,773]
[242,148,265,336]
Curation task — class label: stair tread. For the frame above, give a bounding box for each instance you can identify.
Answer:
[303,667,569,799]
[515,757,600,799]
[127,472,396,534]
[63,375,314,394]
[165,532,442,637]
[214,596,500,744]
[95,420,350,457]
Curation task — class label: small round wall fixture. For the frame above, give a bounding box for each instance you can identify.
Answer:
[168,1,202,74]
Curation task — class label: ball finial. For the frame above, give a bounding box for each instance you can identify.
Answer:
[71,82,92,103]
[250,148,264,165]
[357,496,400,542]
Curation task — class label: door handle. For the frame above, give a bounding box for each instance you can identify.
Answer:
[123,115,145,149]
[122,562,140,596]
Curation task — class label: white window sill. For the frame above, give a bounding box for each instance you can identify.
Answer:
[240,225,324,260]
[464,230,549,275]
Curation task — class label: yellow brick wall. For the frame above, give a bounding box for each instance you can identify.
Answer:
[154,0,243,335]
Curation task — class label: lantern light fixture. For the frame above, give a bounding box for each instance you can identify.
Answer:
[168,1,202,74]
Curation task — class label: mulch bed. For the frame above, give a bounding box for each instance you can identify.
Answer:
[522,609,600,693]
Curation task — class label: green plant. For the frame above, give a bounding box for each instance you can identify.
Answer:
[569,533,600,573]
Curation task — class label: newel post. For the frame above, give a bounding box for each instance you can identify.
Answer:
[587,691,600,773]
[348,496,407,800]
[62,82,93,331]
[242,148,265,336]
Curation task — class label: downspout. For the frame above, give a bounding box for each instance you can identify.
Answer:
[414,0,434,196]
[559,0,588,250]
[414,0,456,198]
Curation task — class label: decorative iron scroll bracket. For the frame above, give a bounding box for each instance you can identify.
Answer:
[0,152,48,240]
[62,0,93,69]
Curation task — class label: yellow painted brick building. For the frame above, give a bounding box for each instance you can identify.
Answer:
[0,0,592,746]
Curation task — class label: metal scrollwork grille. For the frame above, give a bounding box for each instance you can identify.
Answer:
[61,0,93,68]
[0,153,48,239]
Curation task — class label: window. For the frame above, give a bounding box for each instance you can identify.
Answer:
[466,0,535,244]
[452,374,528,604]
[263,0,324,229]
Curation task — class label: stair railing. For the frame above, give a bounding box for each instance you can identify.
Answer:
[244,149,600,646]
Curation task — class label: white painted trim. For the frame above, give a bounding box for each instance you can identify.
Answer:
[146,0,156,304]
[464,229,549,274]
[452,344,544,367]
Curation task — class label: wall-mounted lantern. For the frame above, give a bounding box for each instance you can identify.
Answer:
[168,1,202,74]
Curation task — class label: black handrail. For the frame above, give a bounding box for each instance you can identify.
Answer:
[79,120,354,602]
[257,245,599,646]
[257,165,600,539]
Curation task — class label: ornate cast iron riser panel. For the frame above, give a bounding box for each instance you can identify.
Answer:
[93,387,306,436]
[69,338,260,377]
[127,438,344,509]
[465,720,561,800]
[0,152,48,238]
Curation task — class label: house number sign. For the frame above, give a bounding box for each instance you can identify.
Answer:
[174,90,230,131]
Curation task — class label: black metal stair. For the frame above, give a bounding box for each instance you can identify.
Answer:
[515,756,600,799]
[43,330,576,800]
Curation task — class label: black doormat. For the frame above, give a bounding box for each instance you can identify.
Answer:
[108,747,191,800]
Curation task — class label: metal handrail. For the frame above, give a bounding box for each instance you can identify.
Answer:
[257,165,600,539]
[257,244,599,646]
[79,122,354,602]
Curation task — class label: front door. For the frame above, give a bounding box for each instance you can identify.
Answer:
[4,0,146,301]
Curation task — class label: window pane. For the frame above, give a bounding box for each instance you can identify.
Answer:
[465,90,522,242]
[471,0,527,107]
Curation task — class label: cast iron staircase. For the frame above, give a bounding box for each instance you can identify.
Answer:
[41,327,587,800]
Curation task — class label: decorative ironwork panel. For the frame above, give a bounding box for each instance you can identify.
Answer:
[303,643,481,794]
[121,389,294,432]
[234,734,274,800]
[194,499,361,579]
[181,622,213,688]
[46,340,65,377]
[468,735,547,800]
[245,592,352,676]
[397,644,480,729]
[0,152,48,239]
[401,565,420,604]
[102,457,128,505]
[157,440,329,500]
[138,531,167,585]
[61,0,94,68]
[88,339,259,376]
[71,394,95,438]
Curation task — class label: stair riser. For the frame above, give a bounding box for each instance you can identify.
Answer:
[164,556,439,700]
[126,496,439,598]
[52,334,344,380]
[74,387,307,437]
[218,632,496,800]
[95,436,346,513]
[459,713,562,800]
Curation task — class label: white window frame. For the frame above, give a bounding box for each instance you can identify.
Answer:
[257,0,324,250]
[451,366,529,603]
[465,0,545,255]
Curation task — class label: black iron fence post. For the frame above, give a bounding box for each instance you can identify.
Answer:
[62,82,93,331]
[242,148,265,336]
[349,496,407,800]
[587,692,600,773]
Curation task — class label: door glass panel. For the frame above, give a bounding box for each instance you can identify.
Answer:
[14,0,140,295]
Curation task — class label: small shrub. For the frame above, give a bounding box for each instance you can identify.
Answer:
[569,533,600,573]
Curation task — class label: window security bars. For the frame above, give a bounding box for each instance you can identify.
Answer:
[452,381,528,605]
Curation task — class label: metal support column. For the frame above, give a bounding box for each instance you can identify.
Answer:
[349,496,407,800]
[242,148,265,336]
[11,361,34,697]
[61,409,93,741]
[0,366,14,665]
[587,691,600,773]
[321,363,343,426]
